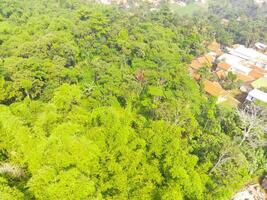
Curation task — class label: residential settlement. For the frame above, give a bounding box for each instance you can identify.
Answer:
[190,41,267,107]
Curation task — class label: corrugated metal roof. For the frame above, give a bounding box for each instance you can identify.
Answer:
[248,89,267,103]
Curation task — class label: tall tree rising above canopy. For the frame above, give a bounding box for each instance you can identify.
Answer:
[0,1,266,199]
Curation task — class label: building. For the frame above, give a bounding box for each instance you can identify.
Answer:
[217,61,231,71]
[236,73,254,83]
[207,41,221,55]
[203,80,240,106]
[232,184,266,200]
[251,77,267,89]
[218,53,255,75]
[190,54,213,70]
[254,0,267,5]
[228,45,267,69]
[215,70,226,80]
[203,80,228,102]
[255,42,267,51]
[249,69,265,79]
[246,89,267,103]
[217,49,267,84]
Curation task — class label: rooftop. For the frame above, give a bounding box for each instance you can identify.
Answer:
[215,70,226,80]
[190,54,213,70]
[248,89,267,103]
[207,41,221,53]
[192,72,201,80]
[204,54,214,64]
[251,77,267,89]
[249,64,267,74]
[255,42,267,50]
[217,61,231,71]
[236,73,254,83]
[204,80,227,97]
[249,69,264,79]
[190,59,202,70]
[231,63,252,75]
[229,45,267,63]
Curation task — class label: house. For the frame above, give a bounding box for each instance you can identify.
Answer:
[246,89,267,103]
[255,42,267,51]
[248,64,267,74]
[222,95,240,108]
[215,70,226,80]
[231,63,252,75]
[232,184,266,200]
[203,80,228,102]
[190,60,202,70]
[236,73,254,83]
[228,45,267,69]
[190,54,214,71]
[249,69,264,79]
[207,41,221,55]
[204,54,214,64]
[218,53,255,75]
[203,80,239,106]
[192,72,201,80]
[217,61,231,71]
[251,77,267,89]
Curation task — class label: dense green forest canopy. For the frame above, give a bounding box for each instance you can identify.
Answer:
[0,0,266,199]
[207,0,267,46]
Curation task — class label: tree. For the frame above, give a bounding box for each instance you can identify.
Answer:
[237,104,267,148]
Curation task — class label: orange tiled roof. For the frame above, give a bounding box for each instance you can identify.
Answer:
[208,41,220,52]
[249,65,267,74]
[217,62,231,71]
[197,56,209,65]
[204,80,227,97]
[192,72,201,80]
[236,73,254,83]
[191,54,213,71]
[204,54,214,64]
[216,70,226,80]
[190,60,202,70]
[249,69,264,79]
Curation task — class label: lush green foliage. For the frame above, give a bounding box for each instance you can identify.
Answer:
[208,0,267,46]
[0,1,266,199]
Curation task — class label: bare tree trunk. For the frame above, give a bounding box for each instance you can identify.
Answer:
[209,153,230,174]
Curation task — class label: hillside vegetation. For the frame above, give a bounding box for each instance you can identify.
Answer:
[0,0,266,199]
